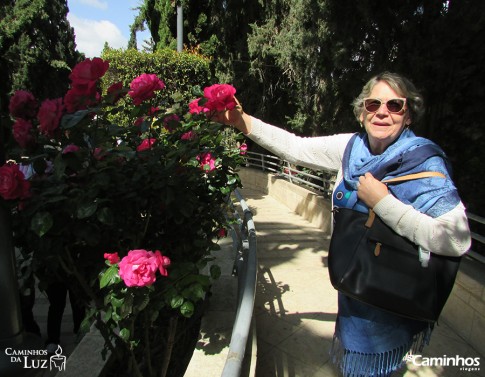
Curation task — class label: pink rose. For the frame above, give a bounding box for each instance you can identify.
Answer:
[217,228,227,238]
[188,98,209,114]
[118,249,159,287]
[203,84,237,112]
[9,90,38,119]
[137,138,156,152]
[154,250,171,276]
[0,162,31,200]
[62,144,80,154]
[104,252,120,265]
[64,58,107,112]
[64,85,100,113]
[13,119,34,149]
[128,74,165,106]
[197,152,217,172]
[239,143,248,155]
[181,131,196,141]
[37,98,64,136]
[69,58,109,86]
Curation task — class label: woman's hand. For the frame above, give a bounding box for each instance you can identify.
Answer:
[210,98,253,134]
[357,172,389,208]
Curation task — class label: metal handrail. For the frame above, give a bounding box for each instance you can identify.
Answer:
[221,189,257,377]
[245,151,337,198]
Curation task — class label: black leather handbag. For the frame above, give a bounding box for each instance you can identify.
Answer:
[328,172,462,322]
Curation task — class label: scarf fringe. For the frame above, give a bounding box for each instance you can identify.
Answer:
[330,324,433,377]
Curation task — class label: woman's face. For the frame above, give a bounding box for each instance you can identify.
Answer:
[359,81,411,154]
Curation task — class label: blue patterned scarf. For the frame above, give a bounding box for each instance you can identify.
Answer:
[332,129,461,376]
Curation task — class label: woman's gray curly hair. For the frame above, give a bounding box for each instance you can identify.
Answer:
[352,72,425,125]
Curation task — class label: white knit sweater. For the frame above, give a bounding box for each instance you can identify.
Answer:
[246,116,471,257]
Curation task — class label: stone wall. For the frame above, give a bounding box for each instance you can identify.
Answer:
[441,257,485,356]
[239,168,333,236]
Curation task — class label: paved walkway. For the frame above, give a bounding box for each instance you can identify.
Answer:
[240,187,484,377]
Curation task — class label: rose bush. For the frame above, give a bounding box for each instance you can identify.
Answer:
[1,57,245,377]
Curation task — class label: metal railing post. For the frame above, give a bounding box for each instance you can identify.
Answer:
[286,161,293,184]
[176,2,183,52]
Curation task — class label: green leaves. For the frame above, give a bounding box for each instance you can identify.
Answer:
[61,110,91,129]
[182,283,206,302]
[119,328,131,342]
[31,211,53,237]
[226,175,238,185]
[170,295,184,309]
[97,207,114,225]
[99,265,120,289]
[76,200,98,219]
[180,301,195,318]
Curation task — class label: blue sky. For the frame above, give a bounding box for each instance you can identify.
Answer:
[67,0,151,58]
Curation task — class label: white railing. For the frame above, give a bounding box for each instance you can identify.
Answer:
[245,151,337,198]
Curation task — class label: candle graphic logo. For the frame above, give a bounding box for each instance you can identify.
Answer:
[50,345,66,371]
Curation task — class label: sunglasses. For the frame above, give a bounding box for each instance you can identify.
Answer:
[363,98,407,113]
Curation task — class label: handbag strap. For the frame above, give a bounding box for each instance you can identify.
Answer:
[381,171,446,184]
[365,171,446,228]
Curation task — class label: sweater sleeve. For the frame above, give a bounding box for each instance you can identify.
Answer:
[246,116,353,172]
[373,194,471,257]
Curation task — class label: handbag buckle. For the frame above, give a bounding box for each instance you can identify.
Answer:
[374,242,382,256]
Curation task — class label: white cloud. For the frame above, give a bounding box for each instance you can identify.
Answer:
[77,0,108,10]
[68,14,127,58]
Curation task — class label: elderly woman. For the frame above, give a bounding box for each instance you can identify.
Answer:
[217,72,471,376]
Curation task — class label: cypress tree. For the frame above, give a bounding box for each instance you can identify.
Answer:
[0,0,81,116]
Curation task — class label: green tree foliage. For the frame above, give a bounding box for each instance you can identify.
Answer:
[248,0,330,133]
[130,0,177,51]
[400,0,485,214]
[0,0,81,113]
[0,0,81,166]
